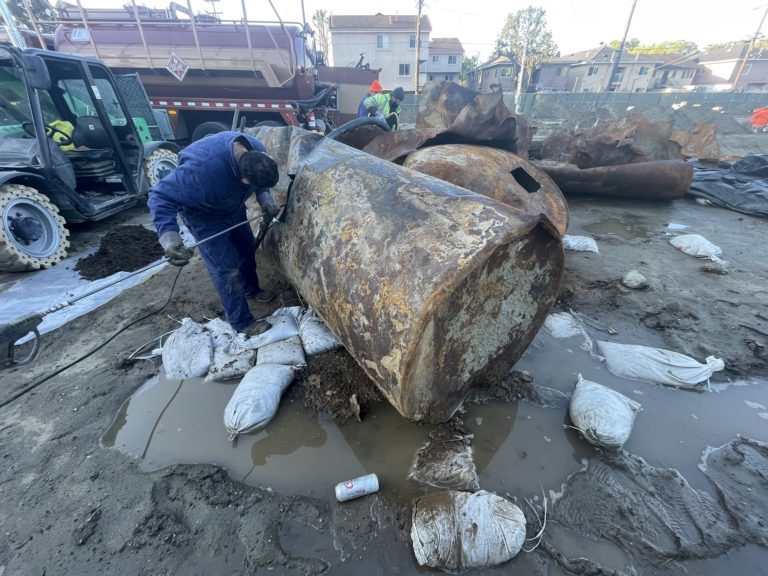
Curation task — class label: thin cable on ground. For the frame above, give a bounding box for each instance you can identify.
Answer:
[0,266,185,409]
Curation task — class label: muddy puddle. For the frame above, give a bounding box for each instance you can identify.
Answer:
[103,327,768,572]
[582,214,651,239]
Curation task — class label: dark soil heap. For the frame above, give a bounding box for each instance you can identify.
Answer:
[76,225,164,280]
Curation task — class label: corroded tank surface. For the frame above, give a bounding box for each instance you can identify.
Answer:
[403,144,569,237]
[266,135,564,423]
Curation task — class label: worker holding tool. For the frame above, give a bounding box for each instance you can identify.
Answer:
[357,79,384,117]
[148,131,280,336]
[364,86,404,130]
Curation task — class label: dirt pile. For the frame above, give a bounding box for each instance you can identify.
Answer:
[300,349,383,423]
[76,225,163,280]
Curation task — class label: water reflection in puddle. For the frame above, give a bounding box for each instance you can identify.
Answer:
[103,328,768,507]
[582,215,651,240]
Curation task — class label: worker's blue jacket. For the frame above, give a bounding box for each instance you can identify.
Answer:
[148,131,268,237]
[148,131,270,330]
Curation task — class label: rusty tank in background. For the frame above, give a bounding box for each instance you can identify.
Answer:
[248,126,564,423]
[403,145,569,237]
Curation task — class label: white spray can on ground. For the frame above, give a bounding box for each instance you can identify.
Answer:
[334,473,379,502]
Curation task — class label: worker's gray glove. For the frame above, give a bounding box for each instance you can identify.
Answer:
[256,190,280,221]
[366,105,378,116]
[159,231,193,266]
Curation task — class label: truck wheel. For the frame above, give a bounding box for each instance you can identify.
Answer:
[144,148,179,187]
[0,183,70,272]
[191,121,230,142]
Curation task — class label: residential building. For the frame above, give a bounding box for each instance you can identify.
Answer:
[648,54,699,90]
[467,55,518,93]
[691,44,768,91]
[535,46,663,92]
[328,13,431,92]
[425,38,463,83]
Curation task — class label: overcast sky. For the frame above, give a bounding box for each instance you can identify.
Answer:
[86,0,764,60]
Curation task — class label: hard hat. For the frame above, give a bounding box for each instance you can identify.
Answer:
[369,80,383,93]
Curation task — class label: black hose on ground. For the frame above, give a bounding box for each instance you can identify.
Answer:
[324,116,390,141]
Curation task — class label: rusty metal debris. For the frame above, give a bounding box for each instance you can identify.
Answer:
[539,114,721,167]
[403,144,568,237]
[333,81,530,162]
[536,160,693,199]
[248,127,563,423]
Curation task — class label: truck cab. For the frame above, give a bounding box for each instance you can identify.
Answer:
[0,45,179,271]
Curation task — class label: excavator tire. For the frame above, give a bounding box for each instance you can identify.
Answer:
[0,183,70,272]
[143,148,179,188]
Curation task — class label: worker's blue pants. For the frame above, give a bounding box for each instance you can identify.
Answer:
[184,206,260,330]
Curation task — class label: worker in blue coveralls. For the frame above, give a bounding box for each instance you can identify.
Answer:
[148,131,280,336]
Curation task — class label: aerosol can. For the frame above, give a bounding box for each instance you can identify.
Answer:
[334,473,379,502]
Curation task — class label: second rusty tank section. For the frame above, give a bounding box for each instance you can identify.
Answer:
[403,144,569,237]
[260,133,563,423]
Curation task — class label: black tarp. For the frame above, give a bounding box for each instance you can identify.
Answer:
[688,154,768,218]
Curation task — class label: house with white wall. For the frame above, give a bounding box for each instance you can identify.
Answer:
[425,38,463,83]
[328,13,431,92]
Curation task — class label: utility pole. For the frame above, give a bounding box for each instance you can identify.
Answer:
[514,39,528,114]
[604,0,637,92]
[414,0,425,94]
[732,3,768,90]
[0,0,28,48]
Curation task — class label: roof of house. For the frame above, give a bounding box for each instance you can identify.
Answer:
[329,13,432,32]
[429,37,464,54]
[476,54,516,70]
[547,46,663,65]
[650,53,701,70]
[696,44,767,62]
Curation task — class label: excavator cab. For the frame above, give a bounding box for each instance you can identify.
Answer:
[0,45,179,271]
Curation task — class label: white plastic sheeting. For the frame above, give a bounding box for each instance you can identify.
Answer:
[597,341,725,389]
[569,374,641,448]
[563,235,599,253]
[411,490,527,572]
[0,249,165,343]
[669,234,723,262]
[223,363,296,439]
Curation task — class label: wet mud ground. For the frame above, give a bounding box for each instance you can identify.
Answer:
[0,194,767,575]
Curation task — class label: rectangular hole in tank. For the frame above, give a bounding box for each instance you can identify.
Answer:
[510,166,541,193]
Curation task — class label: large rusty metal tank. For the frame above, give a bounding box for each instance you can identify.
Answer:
[256,129,564,423]
[402,144,569,237]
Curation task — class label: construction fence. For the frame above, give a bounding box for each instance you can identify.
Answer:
[398,91,767,125]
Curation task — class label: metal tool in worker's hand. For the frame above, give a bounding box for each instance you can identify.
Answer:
[0,213,266,368]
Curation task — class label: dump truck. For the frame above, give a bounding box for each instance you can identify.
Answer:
[25,1,348,140]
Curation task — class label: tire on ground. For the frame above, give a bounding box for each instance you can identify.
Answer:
[190,121,230,142]
[143,148,179,187]
[0,183,70,272]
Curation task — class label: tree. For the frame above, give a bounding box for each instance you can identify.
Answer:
[493,6,558,84]
[608,38,640,51]
[609,39,698,55]
[312,10,330,65]
[3,0,54,32]
[460,54,478,86]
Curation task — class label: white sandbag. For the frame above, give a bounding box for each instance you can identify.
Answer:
[597,341,725,389]
[669,234,722,261]
[569,374,641,448]
[299,308,343,356]
[237,308,301,350]
[622,270,649,290]
[224,363,296,439]
[162,318,212,379]
[204,318,255,382]
[544,312,584,339]
[411,490,526,572]
[256,335,306,367]
[408,422,479,491]
[563,235,599,253]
